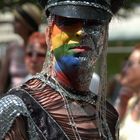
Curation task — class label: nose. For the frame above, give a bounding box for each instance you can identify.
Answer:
[76,30,86,38]
[31,53,37,61]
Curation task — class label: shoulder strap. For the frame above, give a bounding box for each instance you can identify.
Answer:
[9,88,69,140]
[0,94,38,140]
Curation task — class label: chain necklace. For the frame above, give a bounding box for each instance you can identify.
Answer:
[49,76,97,105]
[32,73,98,140]
[58,88,82,140]
[33,73,97,105]
[48,75,97,140]
[32,73,113,140]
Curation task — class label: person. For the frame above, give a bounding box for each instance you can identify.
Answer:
[115,86,133,122]
[115,44,140,140]
[0,3,41,93]
[24,32,47,81]
[107,57,128,105]
[0,0,125,139]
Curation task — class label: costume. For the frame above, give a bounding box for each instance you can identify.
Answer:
[0,0,125,139]
[1,73,118,140]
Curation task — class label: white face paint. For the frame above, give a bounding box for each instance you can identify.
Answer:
[77,22,107,69]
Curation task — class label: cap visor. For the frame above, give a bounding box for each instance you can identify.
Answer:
[48,5,111,21]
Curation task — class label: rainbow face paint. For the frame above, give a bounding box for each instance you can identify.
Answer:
[51,16,106,69]
[46,15,107,90]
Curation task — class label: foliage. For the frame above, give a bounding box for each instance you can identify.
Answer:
[125,0,140,9]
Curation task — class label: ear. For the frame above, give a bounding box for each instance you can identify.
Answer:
[111,0,126,14]
[45,27,50,48]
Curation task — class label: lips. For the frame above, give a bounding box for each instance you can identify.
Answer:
[69,46,91,53]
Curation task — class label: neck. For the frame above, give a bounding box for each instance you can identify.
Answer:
[54,66,92,92]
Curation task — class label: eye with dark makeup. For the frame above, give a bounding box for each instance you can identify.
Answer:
[54,15,106,27]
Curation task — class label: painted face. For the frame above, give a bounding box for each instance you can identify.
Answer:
[48,16,107,75]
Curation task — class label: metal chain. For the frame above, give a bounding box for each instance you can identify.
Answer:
[31,73,114,140]
[59,91,82,140]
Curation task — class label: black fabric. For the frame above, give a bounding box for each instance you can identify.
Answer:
[47,0,110,8]
[46,0,111,20]
[40,0,110,9]
[110,0,126,14]
[48,5,111,20]
[38,0,125,16]
[9,89,69,140]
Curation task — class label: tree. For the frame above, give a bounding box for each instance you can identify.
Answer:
[125,0,140,9]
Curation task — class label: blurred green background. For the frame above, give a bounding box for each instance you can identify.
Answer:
[107,39,140,79]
